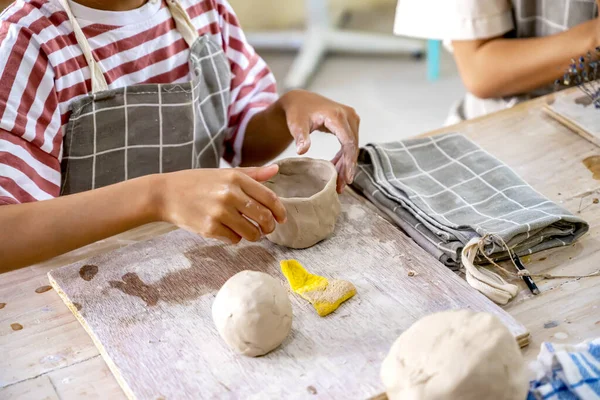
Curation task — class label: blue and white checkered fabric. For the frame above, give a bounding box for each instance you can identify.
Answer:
[528,338,600,400]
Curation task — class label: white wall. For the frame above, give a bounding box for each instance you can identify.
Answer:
[229,0,396,30]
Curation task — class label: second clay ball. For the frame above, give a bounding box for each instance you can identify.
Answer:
[380,310,528,400]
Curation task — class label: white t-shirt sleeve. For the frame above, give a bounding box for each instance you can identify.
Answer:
[393,0,515,41]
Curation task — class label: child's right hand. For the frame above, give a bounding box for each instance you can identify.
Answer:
[153,165,287,244]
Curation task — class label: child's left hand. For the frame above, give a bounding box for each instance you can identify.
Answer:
[278,90,360,193]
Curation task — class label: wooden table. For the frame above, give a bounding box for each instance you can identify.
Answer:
[1,87,599,399]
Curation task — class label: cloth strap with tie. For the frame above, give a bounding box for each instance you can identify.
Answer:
[58,0,200,93]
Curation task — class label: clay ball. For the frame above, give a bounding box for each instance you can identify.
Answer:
[380,310,528,400]
[212,270,293,357]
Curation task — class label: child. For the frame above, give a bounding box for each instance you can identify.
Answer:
[0,0,360,270]
[395,0,599,124]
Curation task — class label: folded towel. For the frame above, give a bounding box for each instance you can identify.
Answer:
[352,133,588,303]
[528,338,600,400]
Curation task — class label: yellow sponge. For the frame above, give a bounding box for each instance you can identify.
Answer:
[280,259,356,317]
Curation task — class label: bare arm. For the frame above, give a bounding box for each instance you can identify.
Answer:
[241,100,292,167]
[0,167,286,272]
[0,176,158,272]
[452,18,600,99]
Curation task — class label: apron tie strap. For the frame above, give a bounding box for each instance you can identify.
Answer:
[58,0,200,94]
[58,0,108,93]
[461,234,600,305]
[461,238,519,305]
[165,0,200,48]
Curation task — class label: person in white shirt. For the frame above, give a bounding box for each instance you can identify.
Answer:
[395,0,599,124]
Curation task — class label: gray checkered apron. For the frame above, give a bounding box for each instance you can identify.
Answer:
[58,0,231,195]
[447,0,598,124]
[510,0,598,38]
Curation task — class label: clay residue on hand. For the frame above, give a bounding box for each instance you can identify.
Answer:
[0,303,6,310]
[79,264,99,281]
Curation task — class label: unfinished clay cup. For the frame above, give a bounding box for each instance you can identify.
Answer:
[264,157,341,249]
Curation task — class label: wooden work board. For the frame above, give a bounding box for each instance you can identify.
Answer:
[48,191,529,400]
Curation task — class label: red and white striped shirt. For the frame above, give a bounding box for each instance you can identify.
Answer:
[0,0,277,205]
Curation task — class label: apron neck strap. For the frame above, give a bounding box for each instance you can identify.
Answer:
[165,0,199,48]
[58,0,108,93]
[59,0,200,94]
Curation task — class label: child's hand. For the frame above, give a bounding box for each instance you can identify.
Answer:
[278,90,360,193]
[154,165,286,244]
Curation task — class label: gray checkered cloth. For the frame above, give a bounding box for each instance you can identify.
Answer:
[510,0,598,38]
[352,134,589,270]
